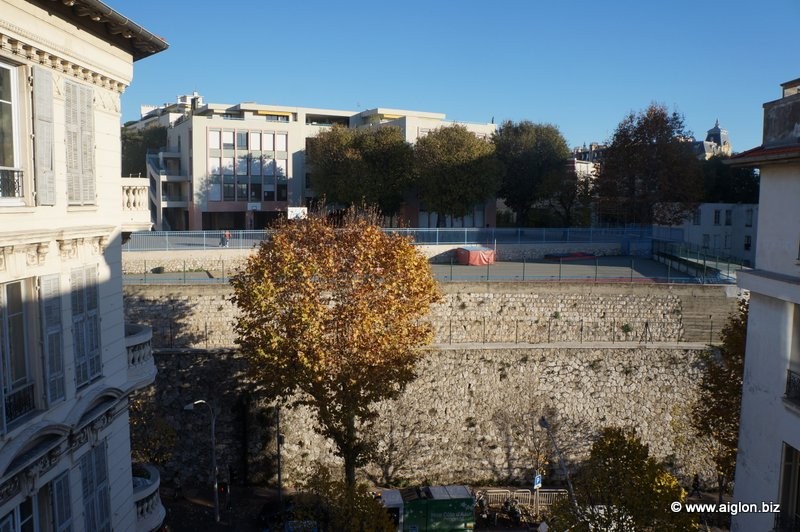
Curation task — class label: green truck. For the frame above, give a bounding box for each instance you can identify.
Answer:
[381,485,475,532]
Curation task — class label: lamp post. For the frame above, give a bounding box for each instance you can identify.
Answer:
[185,399,219,522]
[538,416,579,514]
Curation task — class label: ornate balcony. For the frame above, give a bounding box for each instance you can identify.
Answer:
[132,463,166,532]
[786,369,800,408]
[126,323,156,390]
[122,177,153,233]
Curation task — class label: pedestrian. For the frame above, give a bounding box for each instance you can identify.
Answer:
[224,230,231,248]
[690,474,701,498]
[219,231,227,248]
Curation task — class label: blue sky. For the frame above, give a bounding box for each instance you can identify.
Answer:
[118,0,798,153]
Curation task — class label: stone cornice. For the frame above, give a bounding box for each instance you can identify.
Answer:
[0,22,127,92]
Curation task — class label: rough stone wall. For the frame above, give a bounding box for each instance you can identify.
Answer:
[140,346,709,491]
[123,282,735,349]
[124,282,734,489]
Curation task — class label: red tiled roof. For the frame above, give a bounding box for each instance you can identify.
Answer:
[727,144,800,166]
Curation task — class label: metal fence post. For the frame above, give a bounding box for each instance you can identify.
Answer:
[183,261,186,284]
[559,258,562,281]
[522,257,526,281]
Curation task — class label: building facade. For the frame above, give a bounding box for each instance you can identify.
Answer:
[731,77,800,531]
[657,202,758,266]
[0,1,165,531]
[131,98,496,230]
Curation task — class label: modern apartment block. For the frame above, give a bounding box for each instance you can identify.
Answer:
[0,1,166,531]
[730,77,800,531]
[130,96,496,230]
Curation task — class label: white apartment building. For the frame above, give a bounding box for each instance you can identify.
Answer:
[731,77,800,532]
[0,1,166,531]
[663,203,758,266]
[130,98,496,230]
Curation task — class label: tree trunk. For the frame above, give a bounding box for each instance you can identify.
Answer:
[342,414,358,488]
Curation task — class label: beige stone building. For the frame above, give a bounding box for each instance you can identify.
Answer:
[0,1,166,530]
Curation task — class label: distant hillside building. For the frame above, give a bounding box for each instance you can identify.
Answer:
[127,97,496,230]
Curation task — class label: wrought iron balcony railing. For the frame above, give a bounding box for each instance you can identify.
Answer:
[4,382,36,426]
[0,167,23,199]
[786,369,800,407]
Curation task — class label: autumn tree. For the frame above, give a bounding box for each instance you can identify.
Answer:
[230,208,441,487]
[549,427,696,531]
[595,104,702,225]
[306,126,414,219]
[537,166,594,227]
[493,121,571,226]
[414,125,501,226]
[129,394,177,468]
[691,299,747,503]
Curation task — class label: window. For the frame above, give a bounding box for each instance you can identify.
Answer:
[725,209,732,226]
[64,80,95,205]
[277,183,287,202]
[40,275,64,404]
[80,442,111,532]
[778,444,800,530]
[236,155,248,176]
[692,209,701,225]
[713,235,720,249]
[236,131,248,150]
[275,133,287,152]
[221,131,234,150]
[71,267,100,388]
[208,130,220,150]
[275,159,287,178]
[222,157,234,176]
[745,209,753,228]
[249,131,261,151]
[263,133,274,151]
[702,234,710,249]
[744,235,752,251]
[250,156,262,177]
[0,61,23,203]
[724,234,731,249]
[208,157,221,176]
[1,281,36,427]
[713,209,721,226]
[51,471,73,532]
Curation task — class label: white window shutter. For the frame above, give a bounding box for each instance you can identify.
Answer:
[79,85,95,204]
[64,81,81,204]
[40,274,65,403]
[33,66,55,205]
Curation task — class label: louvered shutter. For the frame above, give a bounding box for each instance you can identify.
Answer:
[51,471,73,532]
[70,268,88,386]
[64,81,80,204]
[79,85,95,204]
[32,66,55,205]
[40,274,65,403]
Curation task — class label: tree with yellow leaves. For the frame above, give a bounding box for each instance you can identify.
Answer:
[231,208,441,486]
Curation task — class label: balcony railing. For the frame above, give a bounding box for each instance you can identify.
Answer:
[132,463,166,532]
[0,167,23,199]
[125,323,155,388]
[786,369,800,407]
[4,382,36,426]
[121,178,153,232]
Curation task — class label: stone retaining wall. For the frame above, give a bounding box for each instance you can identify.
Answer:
[142,345,710,491]
[124,282,736,489]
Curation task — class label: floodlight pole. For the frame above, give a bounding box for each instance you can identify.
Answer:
[185,399,219,522]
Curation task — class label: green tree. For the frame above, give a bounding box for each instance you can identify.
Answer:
[414,125,501,226]
[702,155,760,203]
[306,126,414,220]
[549,427,696,531]
[538,166,594,227]
[293,465,395,531]
[494,121,571,226]
[596,104,702,225]
[121,125,167,177]
[691,299,747,503]
[230,208,441,487]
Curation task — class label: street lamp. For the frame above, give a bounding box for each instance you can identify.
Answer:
[538,416,579,514]
[185,399,219,523]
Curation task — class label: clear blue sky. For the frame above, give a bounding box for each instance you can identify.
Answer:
[117,0,798,153]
